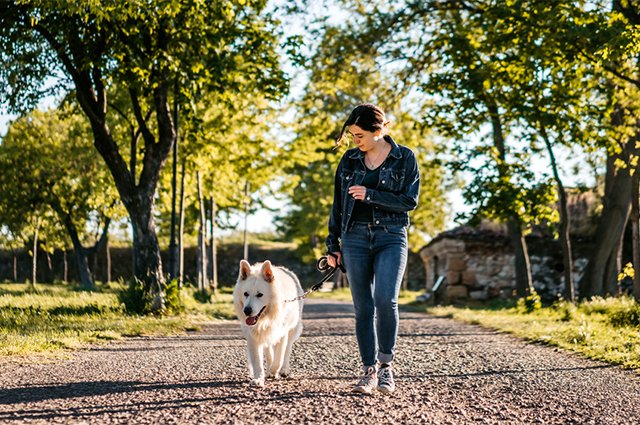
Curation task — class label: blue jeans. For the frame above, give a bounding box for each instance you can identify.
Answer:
[341,222,408,369]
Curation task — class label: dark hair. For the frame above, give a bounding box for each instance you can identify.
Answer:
[336,103,389,146]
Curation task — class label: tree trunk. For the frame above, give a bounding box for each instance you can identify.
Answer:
[558,193,574,302]
[46,251,53,283]
[105,237,111,284]
[539,122,574,301]
[488,101,533,297]
[178,159,186,288]
[69,237,94,289]
[13,252,18,283]
[196,171,208,293]
[130,201,165,310]
[168,81,179,280]
[210,197,218,295]
[243,181,250,261]
[61,212,95,290]
[31,219,39,288]
[507,220,533,297]
[634,227,640,300]
[402,267,408,291]
[632,171,640,301]
[580,154,632,298]
[605,241,624,296]
[63,250,68,283]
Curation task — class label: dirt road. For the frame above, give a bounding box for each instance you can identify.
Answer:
[1,299,639,424]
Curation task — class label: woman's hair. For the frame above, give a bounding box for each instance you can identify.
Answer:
[336,103,390,146]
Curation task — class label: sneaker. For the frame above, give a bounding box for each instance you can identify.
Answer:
[352,366,378,394]
[377,364,395,394]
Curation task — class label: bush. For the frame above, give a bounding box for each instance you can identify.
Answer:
[193,289,212,304]
[117,277,150,314]
[117,277,185,315]
[609,303,640,328]
[517,290,542,313]
[164,278,184,315]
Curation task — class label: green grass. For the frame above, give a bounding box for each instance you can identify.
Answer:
[0,282,235,359]
[307,287,422,304]
[413,296,640,370]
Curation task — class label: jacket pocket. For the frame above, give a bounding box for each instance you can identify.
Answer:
[379,169,405,191]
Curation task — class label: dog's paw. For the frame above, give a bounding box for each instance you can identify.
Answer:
[268,369,281,379]
[250,377,265,387]
[280,368,292,379]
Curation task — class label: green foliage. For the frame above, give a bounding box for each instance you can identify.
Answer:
[0,106,123,252]
[118,277,185,315]
[0,0,292,303]
[610,305,640,328]
[193,288,212,304]
[277,22,449,258]
[517,289,542,313]
[117,277,150,315]
[164,278,184,315]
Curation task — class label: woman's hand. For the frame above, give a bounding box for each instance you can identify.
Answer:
[348,185,367,201]
[327,252,342,268]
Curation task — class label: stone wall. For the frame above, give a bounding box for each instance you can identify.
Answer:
[420,236,591,303]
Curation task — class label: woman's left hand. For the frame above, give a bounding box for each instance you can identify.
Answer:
[348,185,367,201]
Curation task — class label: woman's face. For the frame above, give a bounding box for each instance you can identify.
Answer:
[348,124,382,152]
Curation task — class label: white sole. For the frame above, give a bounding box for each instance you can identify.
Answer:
[377,386,394,394]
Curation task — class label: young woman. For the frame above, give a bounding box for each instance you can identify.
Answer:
[325,103,420,394]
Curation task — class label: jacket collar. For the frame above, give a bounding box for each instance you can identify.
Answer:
[347,135,402,159]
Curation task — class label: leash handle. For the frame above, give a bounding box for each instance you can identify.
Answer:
[284,256,346,303]
[320,253,346,274]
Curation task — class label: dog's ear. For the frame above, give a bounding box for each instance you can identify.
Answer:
[239,260,251,280]
[261,260,275,283]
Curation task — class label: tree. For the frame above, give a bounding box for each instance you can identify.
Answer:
[0,107,122,289]
[0,1,289,311]
[152,88,289,291]
[278,25,448,262]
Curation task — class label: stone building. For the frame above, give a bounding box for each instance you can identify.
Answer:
[419,190,600,303]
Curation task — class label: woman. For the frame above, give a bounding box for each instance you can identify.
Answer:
[325,103,420,394]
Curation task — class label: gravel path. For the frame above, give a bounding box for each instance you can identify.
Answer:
[1,298,639,424]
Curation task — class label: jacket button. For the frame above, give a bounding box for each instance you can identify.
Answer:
[381,180,386,184]
[375,220,380,224]
[366,196,370,201]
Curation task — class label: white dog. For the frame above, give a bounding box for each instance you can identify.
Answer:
[234,260,304,387]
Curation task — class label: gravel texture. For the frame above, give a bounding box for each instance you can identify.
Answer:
[1,298,639,424]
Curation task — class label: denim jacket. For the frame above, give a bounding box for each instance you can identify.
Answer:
[325,135,420,253]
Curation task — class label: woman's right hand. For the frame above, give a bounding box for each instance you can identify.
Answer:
[326,252,342,269]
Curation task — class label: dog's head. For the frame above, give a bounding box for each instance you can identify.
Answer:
[234,260,277,326]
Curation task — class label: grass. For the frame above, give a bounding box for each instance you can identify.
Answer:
[307,287,422,303]
[414,296,640,370]
[0,282,235,359]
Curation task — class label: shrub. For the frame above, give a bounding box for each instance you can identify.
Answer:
[517,290,542,313]
[117,277,150,314]
[609,303,640,328]
[164,279,184,315]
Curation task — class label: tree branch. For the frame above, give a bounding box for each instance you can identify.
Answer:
[129,88,156,148]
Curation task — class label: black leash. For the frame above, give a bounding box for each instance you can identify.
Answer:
[284,255,346,303]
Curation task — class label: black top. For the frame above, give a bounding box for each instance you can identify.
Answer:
[351,165,381,222]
